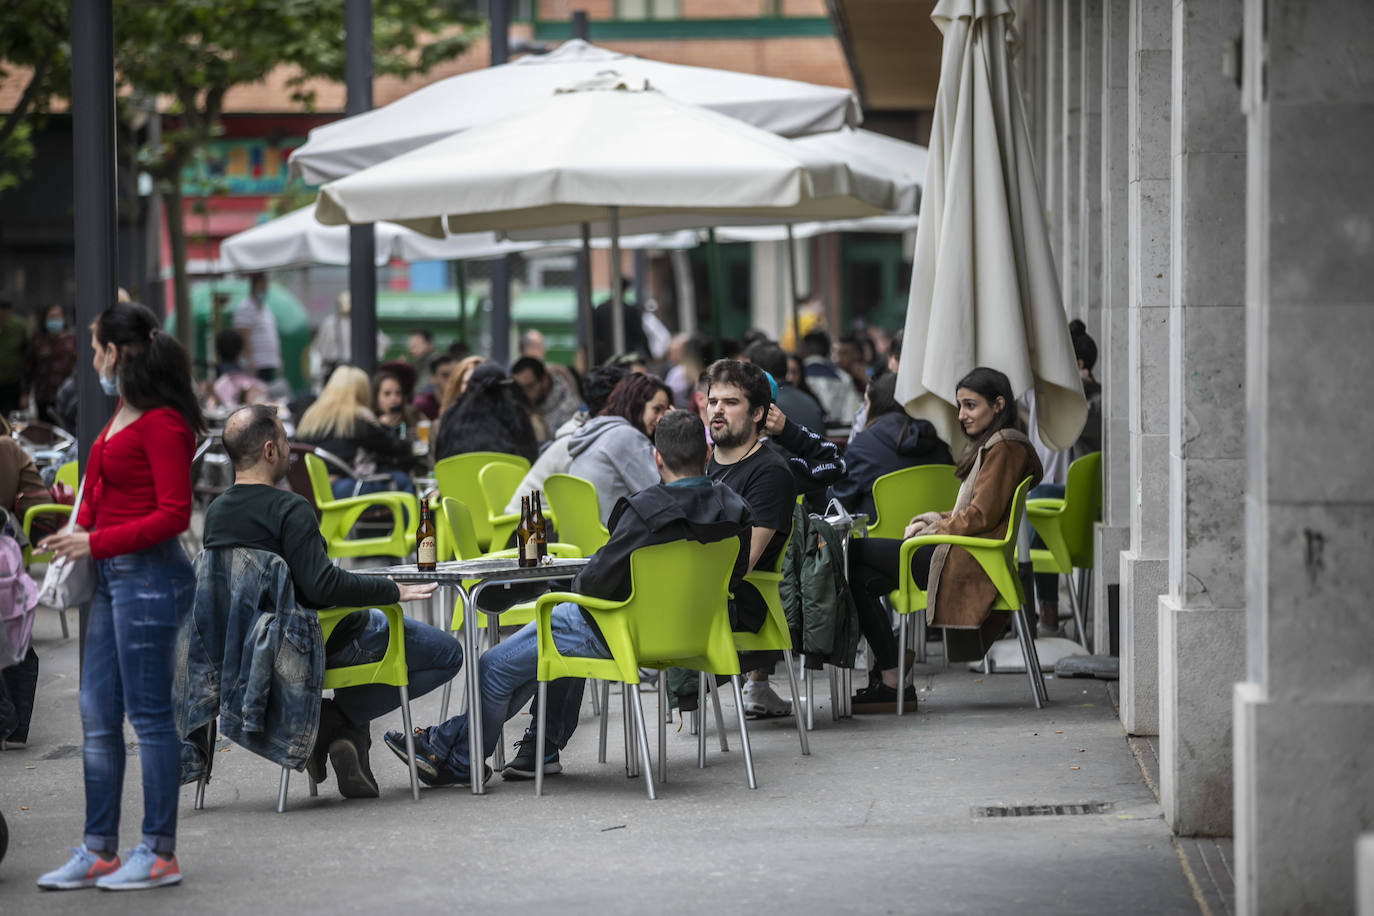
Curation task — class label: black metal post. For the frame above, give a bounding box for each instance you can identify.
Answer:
[488,0,512,365]
[71,0,118,470]
[70,0,119,667]
[346,0,378,375]
[572,9,589,40]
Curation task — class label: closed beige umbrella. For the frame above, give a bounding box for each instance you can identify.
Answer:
[895,0,1085,451]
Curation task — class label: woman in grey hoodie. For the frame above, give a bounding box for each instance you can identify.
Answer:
[566,373,672,524]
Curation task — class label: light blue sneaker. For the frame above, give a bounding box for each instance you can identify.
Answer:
[94,843,182,891]
[36,845,121,890]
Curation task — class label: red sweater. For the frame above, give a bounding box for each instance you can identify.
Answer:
[76,406,195,560]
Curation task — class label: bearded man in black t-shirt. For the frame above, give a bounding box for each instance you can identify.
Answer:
[704,359,797,718]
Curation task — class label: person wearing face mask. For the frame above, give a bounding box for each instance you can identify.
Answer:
[23,304,78,427]
[36,301,205,891]
[566,373,673,525]
[232,273,282,383]
[844,366,1043,712]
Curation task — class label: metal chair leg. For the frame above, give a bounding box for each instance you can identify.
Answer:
[58,608,69,639]
[589,678,602,716]
[897,614,908,716]
[308,775,318,797]
[709,677,729,752]
[534,681,549,796]
[276,767,290,813]
[622,683,638,777]
[1012,605,1048,709]
[597,679,611,764]
[727,676,758,790]
[780,652,810,755]
[697,671,707,768]
[398,684,420,801]
[1066,570,1089,649]
[828,665,840,721]
[657,675,667,784]
[628,684,657,800]
[804,666,815,730]
[194,719,216,810]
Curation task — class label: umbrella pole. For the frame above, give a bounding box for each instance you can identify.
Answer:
[455,259,468,345]
[578,223,594,370]
[707,228,725,354]
[609,206,625,357]
[785,223,802,349]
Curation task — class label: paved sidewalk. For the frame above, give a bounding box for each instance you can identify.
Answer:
[1,610,1202,915]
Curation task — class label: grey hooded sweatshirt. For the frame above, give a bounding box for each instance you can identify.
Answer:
[566,415,660,524]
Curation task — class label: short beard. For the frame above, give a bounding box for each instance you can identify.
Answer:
[711,423,752,450]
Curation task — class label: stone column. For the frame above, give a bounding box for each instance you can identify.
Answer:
[1118,0,1171,736]
[1043,0,1062,260]
[1233,0,1374,912]
[1060,0,1082,319]
[1156,0,1247,838]
[1092,0,1131,656]
[1077,0,1103,343]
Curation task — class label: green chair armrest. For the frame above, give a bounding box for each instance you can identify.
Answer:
[1025,499,1066,516]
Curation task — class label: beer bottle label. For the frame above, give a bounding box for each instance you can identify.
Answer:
[418,537,437,565]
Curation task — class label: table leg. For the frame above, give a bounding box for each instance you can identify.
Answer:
[457,585,484,795]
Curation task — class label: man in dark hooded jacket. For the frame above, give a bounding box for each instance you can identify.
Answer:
[383,410,752,786]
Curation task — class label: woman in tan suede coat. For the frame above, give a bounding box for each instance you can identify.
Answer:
[847,367,1042,709]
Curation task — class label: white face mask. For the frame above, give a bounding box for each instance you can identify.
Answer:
[99,371,120,397]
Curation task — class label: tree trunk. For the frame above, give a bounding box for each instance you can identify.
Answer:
[162,181,196,363]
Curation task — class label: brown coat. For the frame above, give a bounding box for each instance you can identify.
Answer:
[0,437,52,523]
[926,429,1043,628]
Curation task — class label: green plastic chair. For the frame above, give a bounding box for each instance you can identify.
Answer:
[22,460,80,637]
[731,531,809,757]
[868,464,962,541]
[303,453,419,561]
[889,477,1046,711]
[1026,452,1102,649]
[478,462,556,530]
[527,537,752,799]
[433,452,530,553]
[194,603,421,813]
[542,473,610,557]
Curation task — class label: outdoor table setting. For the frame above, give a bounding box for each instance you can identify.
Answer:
[356,555,587,794]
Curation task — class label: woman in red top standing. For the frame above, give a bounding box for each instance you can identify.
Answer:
[36,301,204,892]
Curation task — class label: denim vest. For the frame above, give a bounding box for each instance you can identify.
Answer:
[174,547,323,783]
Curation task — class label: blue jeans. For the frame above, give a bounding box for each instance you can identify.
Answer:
[429,603,608,773]
[81,539,194,856]
[331,471,414,500]
[324,609,463,733]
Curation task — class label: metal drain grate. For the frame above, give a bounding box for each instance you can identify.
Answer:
[973,802,1112,817]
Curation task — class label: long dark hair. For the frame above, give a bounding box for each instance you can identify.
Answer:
[600,373,672,438]
[953,366,1018,478]
[95,301,205,434]
[863,373,905,429]
[433,362,538,463]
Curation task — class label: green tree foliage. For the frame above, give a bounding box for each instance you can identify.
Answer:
[0,0,69,193]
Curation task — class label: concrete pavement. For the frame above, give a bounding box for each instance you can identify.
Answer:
[1,608,1203,915]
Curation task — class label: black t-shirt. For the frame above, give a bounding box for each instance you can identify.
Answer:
[202,484,400,648]
[708,442,795,573]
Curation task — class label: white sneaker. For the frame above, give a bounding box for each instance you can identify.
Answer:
[741,680,792,718]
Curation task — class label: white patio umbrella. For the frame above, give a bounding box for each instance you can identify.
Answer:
[895,0,1085,451]
[289,39,860,185]
[221,205,697,272]
[315,87,896,353]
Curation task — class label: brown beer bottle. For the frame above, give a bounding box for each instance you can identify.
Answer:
[416,499,437,571]
[516,495,536,568]
[532,490,548,560]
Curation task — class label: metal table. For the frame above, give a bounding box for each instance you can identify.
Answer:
[359,556,586,794]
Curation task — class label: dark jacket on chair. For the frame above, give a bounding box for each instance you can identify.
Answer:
[174,547,324,784]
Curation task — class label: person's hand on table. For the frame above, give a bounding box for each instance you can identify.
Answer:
[764,403,787,436]
[394,581,438,602]
[38,528,90,561]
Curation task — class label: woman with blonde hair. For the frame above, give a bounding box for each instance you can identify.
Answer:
[296,366,414,497]
[437,355,484,415]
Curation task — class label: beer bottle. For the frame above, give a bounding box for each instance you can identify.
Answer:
[516,495,536,568]
[532,490,548,560]
[416,499,437,571]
